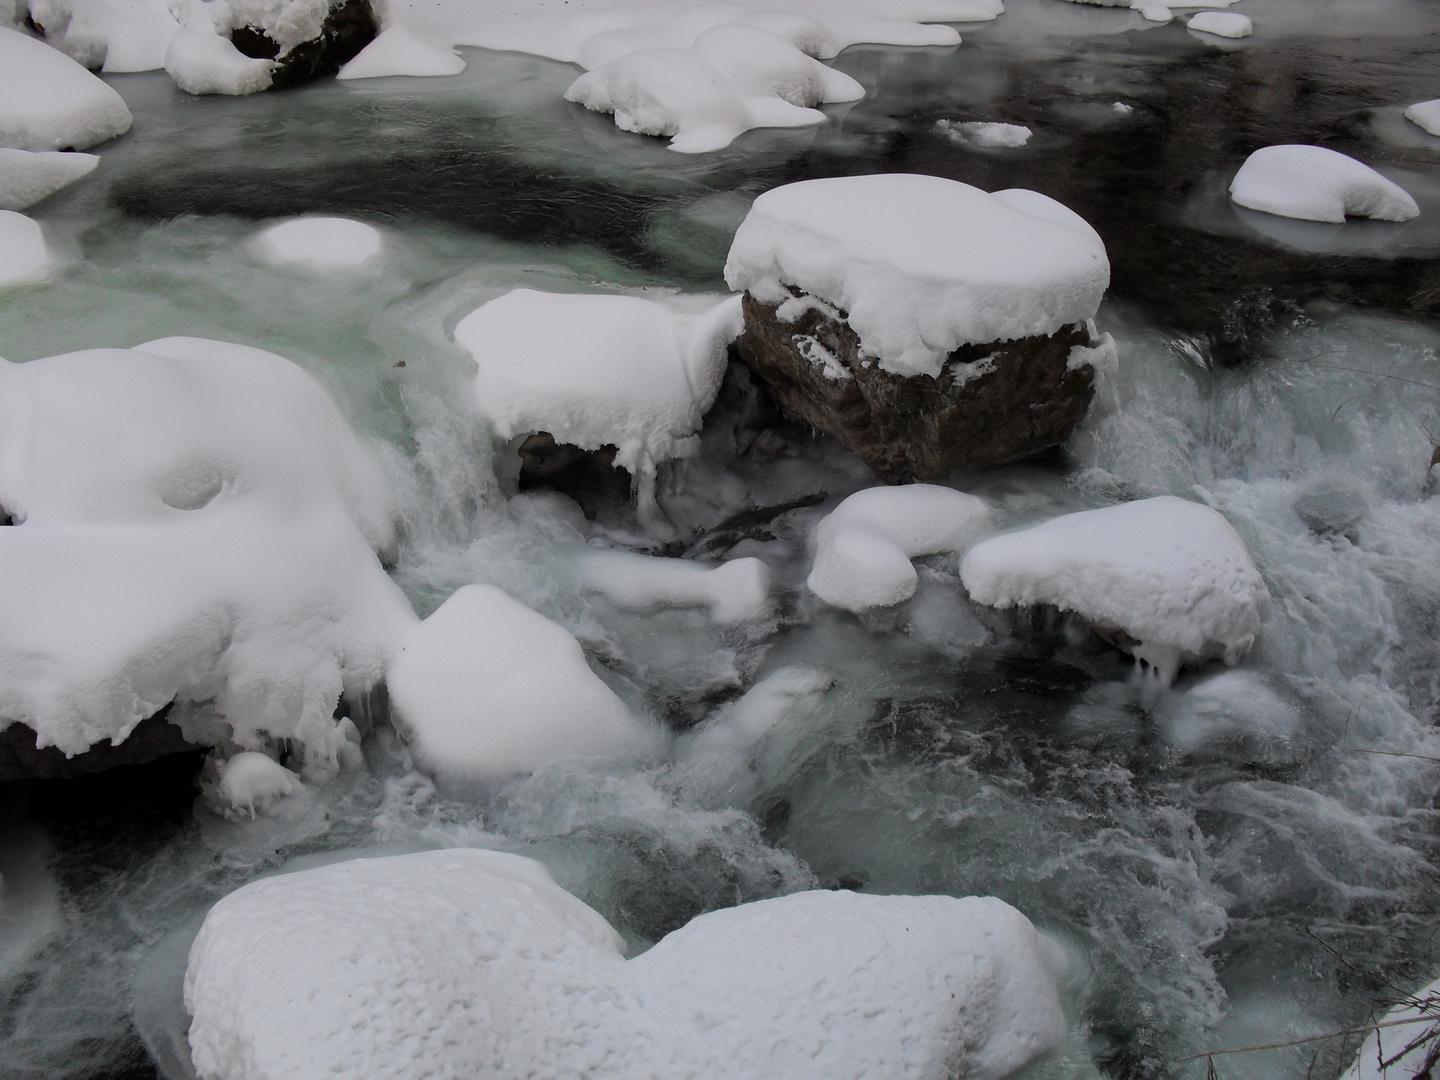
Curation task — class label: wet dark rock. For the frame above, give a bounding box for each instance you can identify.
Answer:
[684,492,827,558]
[0,704,204,783]
[515,431,631,519]
[230,0,378,90]
[733,293,1096,483]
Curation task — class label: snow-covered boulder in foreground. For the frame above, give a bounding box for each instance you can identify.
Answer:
[185,848,1069,1080]
[1340,975,1440,1080]
[961,496,1269,684]
[1404,99,1440,138]
[0,26,132,150]
[250,216,382,268]
[0,338,415,776]
[336,23,464,79]
[808,485,989,613]
[386,584,658,786]
[0,148,97,210]
[0,211,50,286]
[578,549,772,622]
[1229,145,1420,224]
[455,289,743,516]
[1187,11,1251,38]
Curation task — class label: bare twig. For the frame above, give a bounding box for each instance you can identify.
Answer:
[1176,1015,1439,1062]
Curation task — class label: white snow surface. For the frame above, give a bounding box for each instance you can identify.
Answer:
[337,23,464,79]
[935,120,1032,148]
[579,549,772,622]
[724,175,1110,378]
[456,289,743,508]
[1404,99,1440,138]
[0,211,50,286]
[0,26,133,150]
[170,0,343,53]
[960,496,1270,684]
[209,751,302,820]
[0,148,97,211]
[164,27,273,95]
[386,584,658,785]
[22,0,180,72]
[250,216,382,268]
[0,338,416,773]
[1340,975,1440,1080]
[808,485,990,613]
[1187,10,1251,37]
[185,847,1069,1080]
[1229,145,1420,224]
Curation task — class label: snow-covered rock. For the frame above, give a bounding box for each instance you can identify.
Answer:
[578,550,772,622]
[0,210,50,286]
[0,148,97,211]
[935,120,1032,148]
[185,847,1069,1080]
[724,174,1110,379]
[455,289,743,515]
[336,23,464,79]
[1229,145,1420,224]
[164,27,274,95]
[206,751,302,820]
[250,216,382,268]
[386,584,658,786]
[808,485,989,613]
[0,338,416,775]
[19,0,180,72]
[1404,99,1440,138]
[960,496,1270,684]
[0,26,132,150]
[1340,975,1440,1080]
[1187,11,1251,38]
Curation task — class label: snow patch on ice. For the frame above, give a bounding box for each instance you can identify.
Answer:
[0,210,50,287]
[935,119,1033,148]
[1229,145,1420,224]
[251,216,382,268]
[1404,99,1440,138]
[0,25,132,150]
[0,148,96,211]
[578,549,772,622]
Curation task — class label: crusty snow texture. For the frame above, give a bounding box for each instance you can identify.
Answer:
[0,26,133,150]
[0,148,97,211]
[579,549,772,623]
[1229,145,1420,224]
[185,848,1069,1080]
[960,496,1270,684]
[725,175,1110,378]
[386,584,658,785]
[0,210,50,286]
[808,485,990,613]
[1339,974,1440,1080]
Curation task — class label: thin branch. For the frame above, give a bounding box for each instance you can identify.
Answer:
[1342,746,1440,765]
[1176,1015,1439,1061]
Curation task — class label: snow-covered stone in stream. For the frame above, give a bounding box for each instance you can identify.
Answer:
[1137,5,1172,23]
[455,289,744,514]
[724,174,1110,378]
[578,550,771,622]
[185,848,1069,1080]
[1404,99,1440,138]
[251,216,382,268]
[0,338,416,776]
[18,0,180,72]
[1229,145,1420,224]
[1187,11,1251,38]
[565,24,864,153]
[0,211,50,286]
[1340,974,1440,1080]
[164,27,274,95]
[808,485,990,613]
[337,23,464,79]
[960,496,1270,685]
[386,584,658,786]
[0,26,133,150]
[205,751,302,820]
[0,148,97,211]
[935,119,1032,148]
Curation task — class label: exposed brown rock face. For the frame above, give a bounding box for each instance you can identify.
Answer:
[0,706,203,783]
[230,0,378,90]
[733,292,1097,483]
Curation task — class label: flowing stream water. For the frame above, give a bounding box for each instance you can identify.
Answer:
[2,2,1440,1078]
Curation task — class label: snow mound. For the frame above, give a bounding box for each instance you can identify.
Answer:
[206,751,301,820]
[1229,145,1420,224]
[0,211,50,287]
[21,0,181,72]
[578,549,771,622]
[0,148,97,211]
[1187,11,1251,38]
[337,23,464,79]
[455,289,744,513]
[185,848,1069,1080]
[0,26,133,150]
[251,216,382,268]
[164,27,273,95]
[0,338,416,774]
[935,119,1032,148]
[1404,99,1440,138]
[960,496,1270,685]
[724,175,1110,378]
[1340,975,1440,1080]
[808,485,990,612]
[386,584,658,785]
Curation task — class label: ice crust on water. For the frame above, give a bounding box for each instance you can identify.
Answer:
[724,174,1110,378]
[185,848,1068,1080]
[337,23,465,80]
[0,210,50,287]
[960,496,1270,684]
[386,584,659,786]
[808,484,991,613]
[1404,99,1440,137]
[1186,10,1251,37]
[250,216,383,268]
[578,549,772,622]
[0,148,97,211]
[0,26,133,150]
[1229,145,1420,224]
[1340,974,1440,1080]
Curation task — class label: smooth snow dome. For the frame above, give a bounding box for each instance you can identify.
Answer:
[386,584,657,785]
[210,752,301,820]
[1229,145,1420,224]
[960,496,1270,685]
[251,216,383,268]
[808,485,990,612]
[164,27,273,96]
[30,0,182,72]
[185,848,1068,1080]
[935,119,1033,148]
[724,175,1110,378]
[0,211,50,287]
[0,338,415,770]
[0,148,98,211]
[1187,11,1252,37]
[1404,99,1440,137]
[578,549,772,622]
[456,289,743,489]
[1340,975,1440,1080]
[0,26,133,150]
[337,24,466,79]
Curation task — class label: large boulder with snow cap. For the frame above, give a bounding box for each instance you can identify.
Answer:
[724,175,1115,482]
[0,25,132,149]
[185,848,1069,1080]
